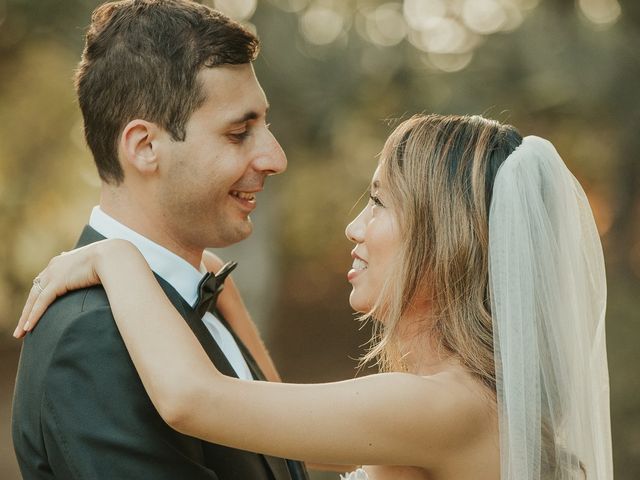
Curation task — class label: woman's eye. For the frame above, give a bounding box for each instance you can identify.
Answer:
[369,194,384,208]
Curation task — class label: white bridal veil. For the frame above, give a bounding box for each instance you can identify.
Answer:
[489,136,613,479]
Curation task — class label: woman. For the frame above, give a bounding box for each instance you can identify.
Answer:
[14,114,612,480]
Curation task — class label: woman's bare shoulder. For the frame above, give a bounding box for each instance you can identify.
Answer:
[414,367,497,449]
[346,368,496,468]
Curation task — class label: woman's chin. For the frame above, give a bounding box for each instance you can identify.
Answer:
[348,292,371,314]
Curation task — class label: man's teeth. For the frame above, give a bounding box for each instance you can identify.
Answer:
[231,191,256,201]
[352,258,368,271]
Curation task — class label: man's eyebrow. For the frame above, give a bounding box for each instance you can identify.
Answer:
[226,104,270,126]
[227,111,259,125]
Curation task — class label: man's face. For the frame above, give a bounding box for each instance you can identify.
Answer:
[157,63,286,250]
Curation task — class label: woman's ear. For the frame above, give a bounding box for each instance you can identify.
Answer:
[120,119,161,176]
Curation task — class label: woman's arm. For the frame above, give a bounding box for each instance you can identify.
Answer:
[201,252,354,472]
[201,251,280,382]
[18,239,492,468]
[16,245,280,383]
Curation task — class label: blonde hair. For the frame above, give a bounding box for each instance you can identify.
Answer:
[361,114,522,392]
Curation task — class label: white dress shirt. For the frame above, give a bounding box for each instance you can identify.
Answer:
[89,206,253,380]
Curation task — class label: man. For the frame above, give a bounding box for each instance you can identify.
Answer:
[12,1,308,479]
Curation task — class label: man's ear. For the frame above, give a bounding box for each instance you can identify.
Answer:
[120,120,162,176]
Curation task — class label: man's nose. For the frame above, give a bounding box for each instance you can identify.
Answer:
[253,128,287,175]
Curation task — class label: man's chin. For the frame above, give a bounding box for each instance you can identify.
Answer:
[207,219,253,248]
[235,216,253,239]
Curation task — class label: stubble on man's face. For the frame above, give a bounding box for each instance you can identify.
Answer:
[154,64,285,253]
[159,152,255,253]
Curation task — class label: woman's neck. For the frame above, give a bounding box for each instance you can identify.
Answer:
[396,312,459,376]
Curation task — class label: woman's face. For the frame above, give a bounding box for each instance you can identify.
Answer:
[345,165,401,313]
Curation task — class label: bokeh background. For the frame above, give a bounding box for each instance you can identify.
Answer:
[1,0,638,478]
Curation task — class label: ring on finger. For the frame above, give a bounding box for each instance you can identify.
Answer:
[32,276,44,294]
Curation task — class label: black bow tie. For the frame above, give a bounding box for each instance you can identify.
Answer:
[195,261,238,317]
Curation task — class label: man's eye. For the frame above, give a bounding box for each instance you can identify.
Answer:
[229,130,250,143]
[369,194,384,208]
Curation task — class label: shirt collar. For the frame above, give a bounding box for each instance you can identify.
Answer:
[89,206,204,307]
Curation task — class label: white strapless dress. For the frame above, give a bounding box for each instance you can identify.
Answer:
[340,468,369,480]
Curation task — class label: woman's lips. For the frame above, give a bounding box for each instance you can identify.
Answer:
[348,257,368,281]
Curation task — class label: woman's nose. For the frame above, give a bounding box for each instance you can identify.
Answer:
[345,208,366,243]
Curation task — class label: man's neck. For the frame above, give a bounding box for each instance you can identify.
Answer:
[99,193,203,269]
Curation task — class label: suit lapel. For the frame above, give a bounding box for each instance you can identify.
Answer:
[212,308,265,381]
[165,297,301,480]
[176,296,239,379]
[76,226,238,378]
[210,308,301,480]
[212,308,310,480]
[75,226,305,480]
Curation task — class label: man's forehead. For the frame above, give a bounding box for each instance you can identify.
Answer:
[197,65,268,123]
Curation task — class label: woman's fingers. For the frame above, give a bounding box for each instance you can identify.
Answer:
[13,260,71,338]
[25,281,60,333]
[13,276,46,338]
[12,240,129,340]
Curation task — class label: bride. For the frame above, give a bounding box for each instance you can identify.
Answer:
[14,114,613,480]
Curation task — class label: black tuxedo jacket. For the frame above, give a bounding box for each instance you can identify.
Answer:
[12,225,309,480]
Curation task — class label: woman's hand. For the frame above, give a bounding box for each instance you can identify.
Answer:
[13,239,135,338]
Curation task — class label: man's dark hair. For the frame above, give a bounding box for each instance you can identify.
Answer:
[75,0,260,184]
